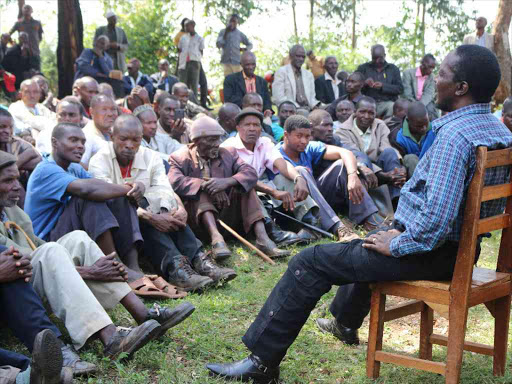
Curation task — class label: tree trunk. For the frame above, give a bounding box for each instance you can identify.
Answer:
[412,0,421,66]
[17,0,25,20]
[309,0,315,47]
[421,0,426,56]
[292,0,298,42]
[492,0,512,105]
[57,0,83,98]
[351,0,357,49]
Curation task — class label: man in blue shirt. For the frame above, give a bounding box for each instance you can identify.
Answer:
[207,45,512,384]
[390,101,435,178]
[25,122,148,285]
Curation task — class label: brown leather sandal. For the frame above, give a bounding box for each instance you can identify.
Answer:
[129,276,174,300]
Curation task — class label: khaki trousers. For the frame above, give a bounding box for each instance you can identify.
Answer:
[0,366,18,384]
[223,64,241,77]
[30,231,132,349]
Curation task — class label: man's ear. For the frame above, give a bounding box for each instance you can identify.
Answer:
[455,81,469,97]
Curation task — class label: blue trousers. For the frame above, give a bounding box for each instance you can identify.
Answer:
[0,279,61,355]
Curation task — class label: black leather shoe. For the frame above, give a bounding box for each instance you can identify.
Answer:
[61,343,97,375]
[206,354,279,383]
[264,218,302,247]
[316,318,360,345]
[146,302,195,338]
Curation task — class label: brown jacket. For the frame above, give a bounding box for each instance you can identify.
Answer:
[168,144,258,200]
[334,114,401,170]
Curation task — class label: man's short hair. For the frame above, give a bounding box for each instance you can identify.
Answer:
[356,96,377,110]
[348,71,365,83]
[94,35,109,45]
[113,114,143,135]
[422,53,435,63]
[393,98,410,114]
[308,109,330,126]
[90,94,114,110]
[242,92,262,106]
[452,45,501,104]
[407,101,428,119]
[52,123,82,141]
[289,44,304,56]
[503,97,512,114]
[157,94,179,107]
[278,101,297,113]
[336,99,355,110]
[172,82,189,94]
[0,108,13,120]
[284,115,311,133]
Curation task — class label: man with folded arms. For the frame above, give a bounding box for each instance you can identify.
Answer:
[169,116,290,260]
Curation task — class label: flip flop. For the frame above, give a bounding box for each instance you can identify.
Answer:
[149,276,188,299]
[129,276,175,300]
[212,241,232,261]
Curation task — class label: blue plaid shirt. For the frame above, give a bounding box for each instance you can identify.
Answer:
[390,103,512,257]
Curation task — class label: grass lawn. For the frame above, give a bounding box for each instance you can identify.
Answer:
[3,232,512,383]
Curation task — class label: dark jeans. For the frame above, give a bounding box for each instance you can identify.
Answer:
[0,280,61,353]
[357,148,402,200]
[49,196,143,257]
[0,348,29,372]
[199,64,208,106]
[139,221,202,281]
[242,230,458,365]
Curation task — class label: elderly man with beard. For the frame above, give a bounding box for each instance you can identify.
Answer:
[207,44,512,384]
[89,115,236,291]
[169,116,290,260]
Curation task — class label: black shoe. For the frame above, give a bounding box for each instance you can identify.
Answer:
[264,218,302,247]
[296,228,322,243]
[146,302,195,338]
[206,354,279,384]
[167,255,215,292]
[193,252,237,283]
[30,329,68,384]
[316,318,360,345]
[103,320,161,361]
[61,343,97,376]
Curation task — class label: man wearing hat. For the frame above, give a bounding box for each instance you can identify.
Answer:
[168,116,290,259]
[94,11,129,73]
[221,107,311,246]
[89,114,236,292]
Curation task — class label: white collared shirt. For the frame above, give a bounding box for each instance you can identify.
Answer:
[324,71,342,100]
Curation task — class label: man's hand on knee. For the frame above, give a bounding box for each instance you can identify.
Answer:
[362,229,401,256]
[77,252,128,282]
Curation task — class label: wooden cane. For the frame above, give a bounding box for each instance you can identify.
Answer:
[218,220,276,265]
[5,221,37,251]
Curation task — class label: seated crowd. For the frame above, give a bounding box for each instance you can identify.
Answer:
[0,8,510,384]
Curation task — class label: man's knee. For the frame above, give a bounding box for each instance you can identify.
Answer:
[379,148,399,163]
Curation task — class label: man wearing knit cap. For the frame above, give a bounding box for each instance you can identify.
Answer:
[169,116,290,259]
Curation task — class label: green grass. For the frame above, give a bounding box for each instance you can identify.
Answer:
[3,234,512,383]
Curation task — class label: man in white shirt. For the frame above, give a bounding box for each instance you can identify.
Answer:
[8,79,56,139]
[89,114,236,292]
[133,104,183,161]
[178,20,204,101]
[314,56,345,105]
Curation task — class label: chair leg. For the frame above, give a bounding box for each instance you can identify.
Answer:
[419,303,433,360]
[445,302,469,384]
[493,295,511,376]
[366,290,386,379]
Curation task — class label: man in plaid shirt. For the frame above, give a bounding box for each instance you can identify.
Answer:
[207,45,512,383]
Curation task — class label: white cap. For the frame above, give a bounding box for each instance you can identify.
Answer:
[105,10,116,19]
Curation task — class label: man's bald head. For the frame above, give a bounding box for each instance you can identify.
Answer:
[218,103,241,133]
[393,99,410,119]
[241,51,257,77]
[20,79,40,108]
[113,114,143,136]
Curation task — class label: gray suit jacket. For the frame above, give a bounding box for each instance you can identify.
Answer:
[463,32,494,52]
[402,67,436,107]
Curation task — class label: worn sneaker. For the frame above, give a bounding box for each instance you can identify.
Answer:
[316,318,360,345]
[146,302,195,338]
[193,252,237,283]
[30,329,68,384]
[103,320,161,360]
[336,226,360,242]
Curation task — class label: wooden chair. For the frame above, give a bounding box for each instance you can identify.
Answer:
[366,147,512,384]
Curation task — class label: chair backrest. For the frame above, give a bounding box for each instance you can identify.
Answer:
[451,147,512,298]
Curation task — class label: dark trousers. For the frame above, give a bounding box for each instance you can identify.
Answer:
[0,280,61,353]
[0,348,29,372]
[242,232,458,365]
[139,222,202,280]
[316,159,379,224]
[357,148,402,200]
[199,64,208,107]
[49,196,143,257]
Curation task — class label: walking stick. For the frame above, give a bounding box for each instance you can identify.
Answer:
[217,220,275,265]
[5,221,37,251]
[272,210,335,240]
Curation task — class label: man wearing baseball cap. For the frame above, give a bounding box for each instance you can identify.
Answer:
[168,116,290,260]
